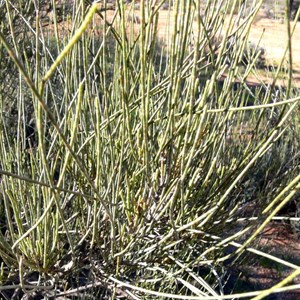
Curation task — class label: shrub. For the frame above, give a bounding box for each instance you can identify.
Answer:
[0,0,299,299]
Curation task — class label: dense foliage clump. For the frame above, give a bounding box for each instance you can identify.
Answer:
[0,0,299,299]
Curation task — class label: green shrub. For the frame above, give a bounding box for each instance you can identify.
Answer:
[0,0,299,299]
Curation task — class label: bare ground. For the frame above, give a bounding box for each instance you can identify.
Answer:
[225,222,300,299]
[100,7,300,87]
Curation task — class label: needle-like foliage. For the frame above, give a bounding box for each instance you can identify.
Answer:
[0,0,299,299]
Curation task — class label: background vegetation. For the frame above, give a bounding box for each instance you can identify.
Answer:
[0,0,299,299]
